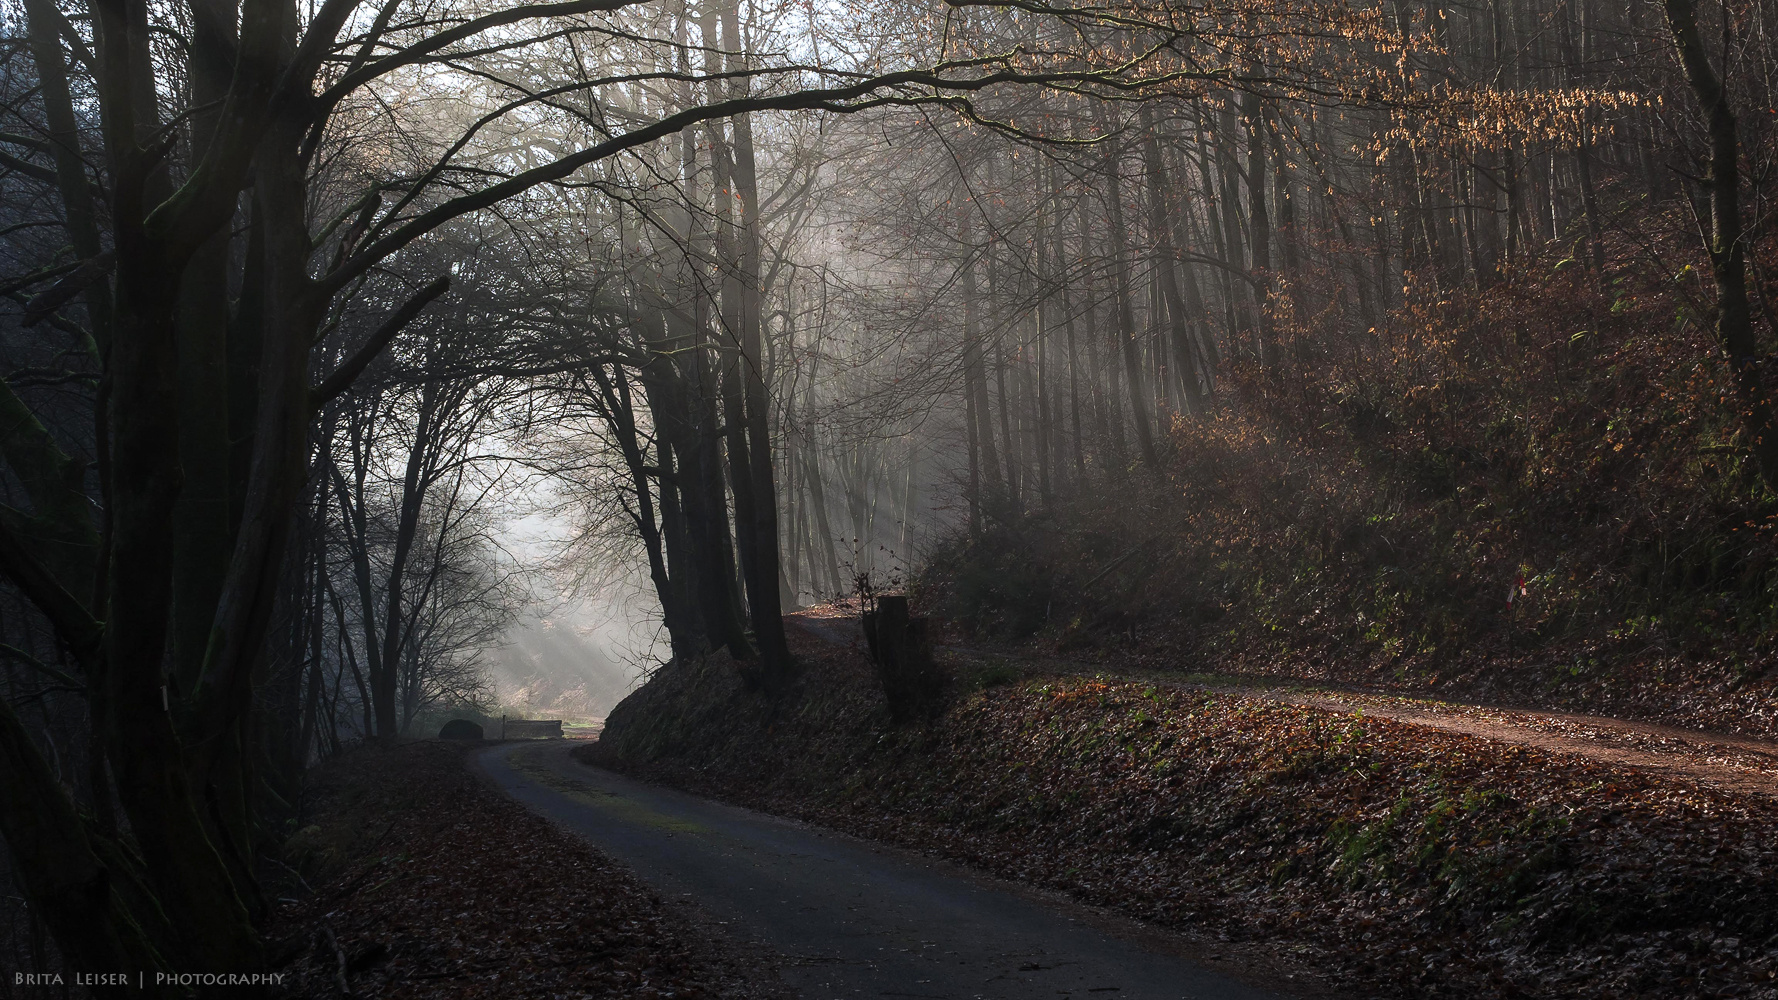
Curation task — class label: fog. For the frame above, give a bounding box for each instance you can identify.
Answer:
[0,0,1717,750]
[480,506,669,723]
[483,599,653,724]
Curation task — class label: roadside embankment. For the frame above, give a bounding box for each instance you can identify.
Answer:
[268,740,784,999]
[582,618,1778,999]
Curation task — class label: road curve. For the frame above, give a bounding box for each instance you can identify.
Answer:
[794,610,1778,800]
[477,740,1300,1000]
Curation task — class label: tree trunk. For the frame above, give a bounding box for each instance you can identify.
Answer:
[1103,141,1161,467]
[1663,0,1778,492]
[1242,87,1278,369]
[1141,109,1207,414]
[962,211,1001,511]
[721,2,793,680]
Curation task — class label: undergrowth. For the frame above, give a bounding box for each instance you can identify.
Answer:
[917,210,1778,735]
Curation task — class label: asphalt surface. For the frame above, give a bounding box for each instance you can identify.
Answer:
[478,740,1295,1000]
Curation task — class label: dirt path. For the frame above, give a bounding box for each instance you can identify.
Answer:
[478,740,1314,1000]
[790,609,1778,800]
[1243,686,1778,799]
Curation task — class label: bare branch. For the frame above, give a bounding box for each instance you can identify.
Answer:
[311,276,452,407]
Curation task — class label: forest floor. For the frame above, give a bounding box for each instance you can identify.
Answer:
[264,739,787,999]
[587,606,1778,999]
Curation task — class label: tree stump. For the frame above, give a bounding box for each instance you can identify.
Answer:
[862,595,943,721]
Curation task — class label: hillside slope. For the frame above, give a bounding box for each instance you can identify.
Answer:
[919,221,1778,737]
[584,617,1778,1000]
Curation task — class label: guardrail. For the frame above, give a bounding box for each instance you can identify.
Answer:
[500,716,564,739]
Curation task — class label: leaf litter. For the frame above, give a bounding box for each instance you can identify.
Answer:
[268,740,787,1000]
[587,621,1778,999]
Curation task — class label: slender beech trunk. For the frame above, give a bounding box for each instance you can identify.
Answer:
[1103,141,1161,467]
[962,212,1001,510]
[701,52,761,630]
[1242,88,1278,369]
[719,1,792,679]
[1141,108,1207,414]
[373,384,437,739]
[596,364,689,657]
[672,38,750,657]
[1206,108,1250,355]
[1663,0,1778,492]
[1035,209,1056,502]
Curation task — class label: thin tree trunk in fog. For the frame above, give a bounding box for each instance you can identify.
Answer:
[323,573,374,744]
[782,413,803,603]
[793,493,812,602]
[1141,108,1206,414]
[1049,160,1086,481]
[965,341,982,535]
[1063,288,1086,479]
[849,443,883,576]
[799,338,843,594]
[900,442,918,567]
[374,384,437,739]
[594,364,689,658]
[702,56,762,631]
[720,0,792,679]
[984,182,1021,507]
[1242,87,1277,369]
[1663,0,1778,492]
[1074,197,1119,461]
[1201,114,1244,355]
[805,438,841,597]
[1103,142,1161,467]
[962,213,1001,509]
[1016,303,1038,491]
[1174,200,1220,389]
[330,421,385,727]
[994,322,1020,506]
[1035,222,1055,503]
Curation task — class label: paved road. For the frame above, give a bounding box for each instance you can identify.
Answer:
[478,741,1294,1000]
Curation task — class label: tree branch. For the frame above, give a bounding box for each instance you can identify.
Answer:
[0,258,85,299]
[0,642,83,689]
[326,64,1212,295]
[0,146,58,185]
[22,252,113,327]
[311,276,451,407]
[0,513,102,665]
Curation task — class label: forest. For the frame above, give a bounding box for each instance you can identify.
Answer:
[2,0,1777,995]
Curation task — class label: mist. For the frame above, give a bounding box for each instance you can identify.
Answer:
[6,0,1778,982]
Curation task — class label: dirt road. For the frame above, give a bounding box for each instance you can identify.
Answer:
[793,609,1778,800]
[478,740,1309,1000]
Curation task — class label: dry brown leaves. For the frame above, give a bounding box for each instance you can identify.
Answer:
[591,626,1778,1000]
[268,741,782,1000]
